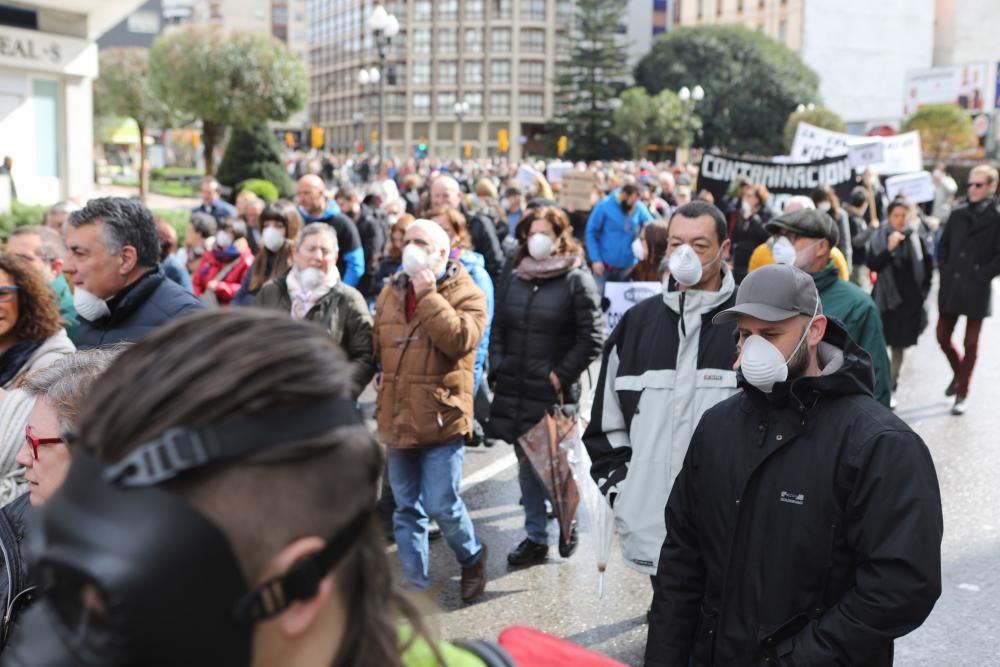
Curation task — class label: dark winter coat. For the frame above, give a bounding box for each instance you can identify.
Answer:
[354,204,390,300]
[461,204,505,282]
[728,211,770,283]
[936,198,1000,319]
[74,269,204,349]
[0,494,35,649]
[486,259,603,443]
[645,320,943,667]
[866,225,933,348]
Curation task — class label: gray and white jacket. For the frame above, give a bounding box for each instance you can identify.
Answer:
[584,268,739,575]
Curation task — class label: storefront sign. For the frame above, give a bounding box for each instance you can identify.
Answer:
[0,25,97,78]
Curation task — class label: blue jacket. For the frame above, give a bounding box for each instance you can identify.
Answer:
[192,199,237,223]
[161,255,193,293]
[74,269,204,349]
[457,250,494,389]
[298,201,366,288]
[585,191,653,269]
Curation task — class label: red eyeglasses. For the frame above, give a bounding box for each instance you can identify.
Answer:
[25,425,64,460]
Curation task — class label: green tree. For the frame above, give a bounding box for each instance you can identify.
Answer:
[554,0,631,160]
[93,48,173,201]
[613,88,653,158]
[651,89,698,154]
[634,25,820,155]
[149,26,308,176]
[903,104,977,161]
[783,106,847,153]
[216,122,296,199]
[613,88,695,159]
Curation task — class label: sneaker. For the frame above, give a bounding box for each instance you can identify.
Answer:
[951,396,967,416]
[461,544,488,602]
[890,395,899,410]
[945,376,957,397]
[507,538,549,567]
[558,521,579,559]
[429,520,442,540]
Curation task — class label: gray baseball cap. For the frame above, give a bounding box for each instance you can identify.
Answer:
[713,264,822,323]
[765,208,840,247]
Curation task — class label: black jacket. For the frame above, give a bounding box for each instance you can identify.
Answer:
[728,211,770,283]
[354,204,390,300]
[461,204,504,282]
[937,198,1000,319]
[74,270,204,349]
[646,320,943,667]
[0,494,34,649]
[486,261,603,443]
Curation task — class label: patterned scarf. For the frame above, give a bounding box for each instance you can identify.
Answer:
[516,253,583,281]
[286,265,340,320]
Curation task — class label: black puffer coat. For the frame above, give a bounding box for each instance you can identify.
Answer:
[487,259,604,443]
[937,198,1000,319]
[646,320,943,667]
[0,494,35,649]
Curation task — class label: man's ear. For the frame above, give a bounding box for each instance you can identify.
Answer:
[809,314,828,348]
[118,246,139,275]
[50,258,64,277]
[261,536,336,639]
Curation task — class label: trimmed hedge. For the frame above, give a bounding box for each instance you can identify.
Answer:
[0,202,191,245]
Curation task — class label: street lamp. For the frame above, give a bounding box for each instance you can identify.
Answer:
[454,100,470,159]
[358,67,379,152]
[677,84,704,163]
[367,4,399,164]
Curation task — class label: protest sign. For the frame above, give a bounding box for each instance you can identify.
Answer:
[558,170,597,211]
[604,282,660,333]
[790,123,850,161]
[867,131,923,175]
[789,122,922,175]
[885,172,935,204]
[847,141,885,168]
[545,161,574,184]
[516,164,541,190]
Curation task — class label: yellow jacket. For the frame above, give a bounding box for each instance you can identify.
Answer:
[748,240,850,281]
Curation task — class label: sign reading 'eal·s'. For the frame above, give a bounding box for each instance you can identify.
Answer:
[0,25,97,78]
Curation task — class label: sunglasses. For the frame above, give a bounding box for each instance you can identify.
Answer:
[968,181,989,189]
[25,424,65,460]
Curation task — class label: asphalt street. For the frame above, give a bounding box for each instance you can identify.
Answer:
[377,281,1000,666]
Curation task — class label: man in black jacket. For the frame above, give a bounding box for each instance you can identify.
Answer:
[935,164,1000,415]
[335,184,389,302]
[646,264,943,667]
[64,198,203,349]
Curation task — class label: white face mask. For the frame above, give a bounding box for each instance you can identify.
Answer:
[73,287,111,322]
[667,243,721,287]
[817,201,832,213]
[739,299,819,393]
[298,266,326,291]
[402,244,430,277]
[741,200,753,218]
[262,226,285,252]
[772,236,797,265]
[631,237,647,262]
[528,233,554,260]
[215,231,234,248]
[793,239,824,271]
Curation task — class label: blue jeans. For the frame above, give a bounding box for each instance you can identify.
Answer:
[387,440,483,590]
[516,448,550,544]
[593,267,630,297]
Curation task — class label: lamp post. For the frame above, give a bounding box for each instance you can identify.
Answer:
[358,67,379,152]
[454,100,470,159]
[366,4,399,165]
[795,102,816,113]
[677,84,704,165]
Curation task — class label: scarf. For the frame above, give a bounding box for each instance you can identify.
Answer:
[869,224,925,313]
[286,265,340,320]
[516,253,583,281]
[0,340,42,388]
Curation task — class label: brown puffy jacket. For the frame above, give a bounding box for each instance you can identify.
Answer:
[374,261,487,449]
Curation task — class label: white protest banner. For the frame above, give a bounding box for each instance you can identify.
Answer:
[545,161,574,184]
[790,122,923,175]
[885,171,935,204]
[604,282,661,333]
[866,131,923,176]
[847,141,884,168]
[558,170,597,211]
[516,164,541,190]
[790,122,850,161]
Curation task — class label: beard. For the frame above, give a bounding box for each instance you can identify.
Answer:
[785,329,813,382]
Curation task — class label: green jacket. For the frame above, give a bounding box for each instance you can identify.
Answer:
[51,273,78,341]
[812,262,892,407]
[256,274,375,396]
[400,629,488,667]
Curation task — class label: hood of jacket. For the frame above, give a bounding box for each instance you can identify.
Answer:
[298,199,341,224]
[740,317,875,411]
[811,259,840,293]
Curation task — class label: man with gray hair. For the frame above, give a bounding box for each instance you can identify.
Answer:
[429,175,503,280]
[6,225,77,339]
[193,177,237,223]
[44,200,80,235]
[64,197,203,348]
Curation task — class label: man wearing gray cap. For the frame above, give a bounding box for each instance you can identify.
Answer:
[765,208,892,407]
[645,264,943,667]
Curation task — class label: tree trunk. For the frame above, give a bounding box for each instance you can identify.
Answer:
[202,120,220,176]
[137,122,148,203]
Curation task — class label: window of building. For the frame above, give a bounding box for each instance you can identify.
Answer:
[778,19,787,42]
[33,80,59,178]
[520,0,545,20]
[556,0,573,22]
[439,61,458,85]
[438,92,457,114]
[490,92,511,115]
[519,29,545,53]
[464,28,484,52]
[465,92,483,114]
[413,28,432,54]
[466,0,485,20]
[414,0,432,21]
[439,0,459,21]
[491,28,511,52]
[465,60,484,84]
[519,61,545,85]
[519,92,544,117]
[439,28,457,53]
[387,93,406,115]
[492,0,512,19]
[490,60,511,84]
[413,60,431,85]
[413,93,431,115]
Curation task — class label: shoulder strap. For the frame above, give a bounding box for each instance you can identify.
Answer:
[214,256,244,283]
[319,288,344,331]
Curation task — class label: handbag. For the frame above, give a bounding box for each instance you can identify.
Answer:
[199,257,243,308]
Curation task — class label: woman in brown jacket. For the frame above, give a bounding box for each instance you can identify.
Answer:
[373,218,490,601]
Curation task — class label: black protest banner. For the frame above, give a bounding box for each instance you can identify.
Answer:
[698,152,856,211]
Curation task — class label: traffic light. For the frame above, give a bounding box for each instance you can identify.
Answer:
[285,132,295,148]
[557,135,569,157]
[370,129,379,145]
[498,128,509,153]
[415,141,428,159]
[464,142,472,158]
[310,126,325,149]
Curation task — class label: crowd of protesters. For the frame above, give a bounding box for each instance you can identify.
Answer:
[0,149,995,665]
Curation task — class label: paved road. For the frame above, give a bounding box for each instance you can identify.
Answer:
[390,282,1000,666]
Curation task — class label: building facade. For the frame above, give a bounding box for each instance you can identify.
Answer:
[0,1,144,205]
[626,0,674,67]
[308,0,573,162]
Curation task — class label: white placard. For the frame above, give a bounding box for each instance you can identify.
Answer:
[790,122,851,161]
[604,281,661,333]
[867,131,923,176]
[516,164,541,190]
[790,122,922,175]
[545,161,574,184]
[885,171,935,204]
[847,141,884,168]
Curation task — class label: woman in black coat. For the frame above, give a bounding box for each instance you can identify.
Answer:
[487,206,604,567]
[727,183,771,283]
[866,200,933,393]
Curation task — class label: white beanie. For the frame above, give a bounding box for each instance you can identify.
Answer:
[408,218,453,270]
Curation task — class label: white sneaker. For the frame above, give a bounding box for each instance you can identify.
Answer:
[951,397,967,416]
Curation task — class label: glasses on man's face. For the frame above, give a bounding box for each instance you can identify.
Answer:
[25,424,65,460]
[968,181,989,189]
[0,286,18,303]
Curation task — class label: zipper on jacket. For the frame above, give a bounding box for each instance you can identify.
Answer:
[516,283,542,417]
[678,292,687,337]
